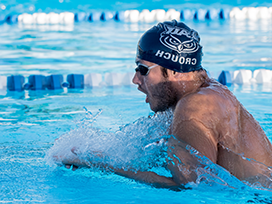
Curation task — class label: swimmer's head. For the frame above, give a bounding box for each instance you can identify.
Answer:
[137,20,203,73]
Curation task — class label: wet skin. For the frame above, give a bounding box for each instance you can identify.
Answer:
[56,59,272,188]
[132,59,272,185]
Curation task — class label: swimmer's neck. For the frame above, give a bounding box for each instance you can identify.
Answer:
[173,70,209,101]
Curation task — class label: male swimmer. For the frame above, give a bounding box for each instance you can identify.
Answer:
[56,20,272,188]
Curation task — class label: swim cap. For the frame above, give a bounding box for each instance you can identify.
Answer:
[137,20,203,73]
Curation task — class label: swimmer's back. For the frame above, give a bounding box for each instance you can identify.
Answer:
[174,78,272,179]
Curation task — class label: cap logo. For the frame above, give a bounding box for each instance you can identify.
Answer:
[159,24,199,54]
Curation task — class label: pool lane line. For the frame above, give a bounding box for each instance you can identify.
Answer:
[0,7,272,25]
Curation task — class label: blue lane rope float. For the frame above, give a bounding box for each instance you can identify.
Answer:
[28,75,47,90]
[1,69,272,91]
[46,74,64,90]
[7,75,25,91]
[67,74,84,89]
[218,71,232,86]
[0,7,271,25]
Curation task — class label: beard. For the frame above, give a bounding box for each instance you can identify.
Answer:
[148,81,178,113]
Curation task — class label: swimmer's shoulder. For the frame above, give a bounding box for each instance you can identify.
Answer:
[179,79,221,106]
[176,90,218,119]
[176,79,235,117]
[198,78,237,102]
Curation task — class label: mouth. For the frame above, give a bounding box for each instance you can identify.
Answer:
[145,95,149,103]
[138,86,149,103]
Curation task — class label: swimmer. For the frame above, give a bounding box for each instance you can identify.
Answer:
[55,20,272,189]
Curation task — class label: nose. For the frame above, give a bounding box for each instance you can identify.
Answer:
[132,72,142,85]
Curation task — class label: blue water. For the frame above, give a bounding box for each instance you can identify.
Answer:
[1,0,272,203]
[1,0,272,14]
[1,86,272,203]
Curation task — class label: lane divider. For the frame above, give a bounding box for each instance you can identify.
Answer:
[217,69,272,85]
[0,7,271,25]
[1,69,272,91]
[0,73,135,91]
[229,7,272,20]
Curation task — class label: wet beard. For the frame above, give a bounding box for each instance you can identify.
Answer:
[150,81,178,113]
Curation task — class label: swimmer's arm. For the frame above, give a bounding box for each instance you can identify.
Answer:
[172,118,218,164]
[53,147,105,169]
[53,153,91,170]
[55,151,187,189]
[172,98,218,164]
[113,168,182,190]
[167,100,219,183]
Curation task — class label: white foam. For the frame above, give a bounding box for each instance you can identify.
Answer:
[46,109,173,171]
[45,107,272,189]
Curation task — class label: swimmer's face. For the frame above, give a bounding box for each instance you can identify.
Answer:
[133,59,177,112]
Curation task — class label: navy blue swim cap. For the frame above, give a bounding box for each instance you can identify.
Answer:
[137,20,203,73]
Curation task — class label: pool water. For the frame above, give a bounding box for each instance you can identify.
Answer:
[1,86,272,203]
[1,0,272,13]
[1,1,272,203]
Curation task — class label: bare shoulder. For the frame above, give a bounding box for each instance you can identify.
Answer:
[175,80,234,120]
[171,80,228,162]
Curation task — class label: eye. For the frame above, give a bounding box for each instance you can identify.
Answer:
[169,38,179,45]
[184,42,194,48]
[167,35,181,45]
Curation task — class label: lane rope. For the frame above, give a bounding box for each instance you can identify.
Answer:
[1,69,272,91]
[0,7,272,25]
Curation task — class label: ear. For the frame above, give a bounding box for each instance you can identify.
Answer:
[167,70,176,76]
[168,70,182,80]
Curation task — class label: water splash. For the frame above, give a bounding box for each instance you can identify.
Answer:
[46,108,173,173]
[78,107,103,128]
[46,107,272,191]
